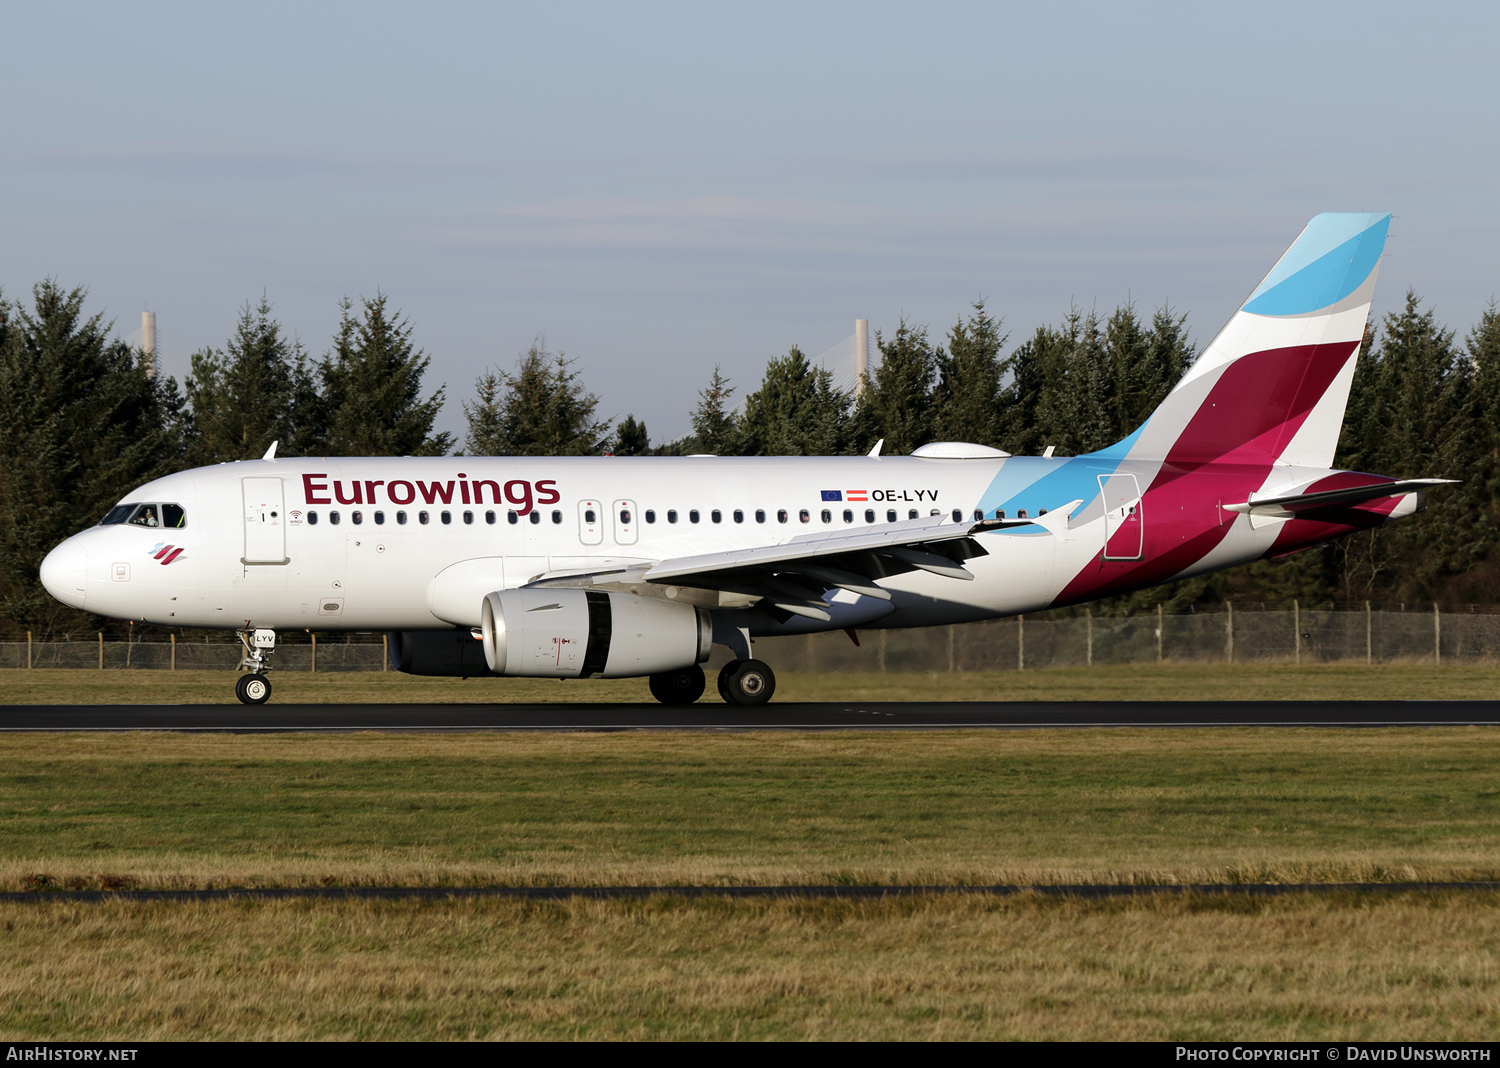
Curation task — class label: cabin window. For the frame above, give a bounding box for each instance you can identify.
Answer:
[486,511,496,524]
[711,510,722,524]
[1038,508,1049,516]
[908,509,918,520]
[307,511,319,525]
[418,511,429,525]
[667,509,678,524]
[690,510,700,524]
[330,511,341,525]
[374,510,386,525]
[865,509,875,524]
[995,509,1006,519]
[396,511,407,525]
[441,511,452,525]
[552,510,562,524]
[584,509,596,524]
[162,504,186,528]
[99,505,134,525]
[973,509,983,521]
[463,510,473,524]
[820,509,830,523]
[798,509,809,523]
[778,510,789,523]
[843,509,853,523]
[351,511,363,525]
[1017,509,1028,519]
[733,510,744,524]
[126,504,161,528]
[645,509,656,524]
[620,509,632,525]
[754,509,765,523]
[887,509,897,523]
[530,511,541,525]
[507,510,518,524]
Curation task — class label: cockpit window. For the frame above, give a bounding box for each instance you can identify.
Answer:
[99,503,187,528]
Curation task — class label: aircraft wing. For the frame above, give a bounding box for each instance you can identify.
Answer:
[524,504,1083,623]
[1224,479,1455,517]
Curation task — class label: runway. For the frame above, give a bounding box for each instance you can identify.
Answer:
[3,700,1500,731]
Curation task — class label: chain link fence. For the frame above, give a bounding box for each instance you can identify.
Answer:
[5,605,1499,672]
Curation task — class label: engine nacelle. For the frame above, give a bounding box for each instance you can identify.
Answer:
[480,588,712,678]
[388,628,494,677]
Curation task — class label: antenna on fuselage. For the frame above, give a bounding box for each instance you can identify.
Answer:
[262,440,279,461]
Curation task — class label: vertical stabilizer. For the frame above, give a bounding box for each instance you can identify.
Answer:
[1123,213,1390,467]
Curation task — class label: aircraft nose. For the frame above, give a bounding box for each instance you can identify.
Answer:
[40,538,88,609]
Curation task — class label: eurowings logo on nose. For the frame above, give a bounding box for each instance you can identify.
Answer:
[147,542,185,565]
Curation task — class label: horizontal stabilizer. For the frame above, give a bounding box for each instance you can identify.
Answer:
[1224,479,1455,517]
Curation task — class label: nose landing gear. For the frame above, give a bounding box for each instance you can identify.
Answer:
[236,628,276,705]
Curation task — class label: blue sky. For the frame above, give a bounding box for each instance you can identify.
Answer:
[4,1,1497,447]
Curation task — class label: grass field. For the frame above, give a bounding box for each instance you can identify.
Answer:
[5,661,1500,703]
[5,729,1498,891]
[4,703,1499,1039]
[4,891,1499,1040]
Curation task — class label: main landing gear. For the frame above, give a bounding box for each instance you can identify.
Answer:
[717,659,776,707]
[236,628,276,705]
[645,660,777,706]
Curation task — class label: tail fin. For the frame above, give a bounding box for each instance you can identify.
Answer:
[1123,212,1390,467]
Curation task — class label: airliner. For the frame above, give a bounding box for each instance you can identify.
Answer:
[39,212,1448,706]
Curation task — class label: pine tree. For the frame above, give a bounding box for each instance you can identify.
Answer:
[688,366,738,455]
[319,294,452,456]
[614,415,650,456]
[932,300,1006,447]
[183,295,319,464]
[462,340,610,456]
[737,347,853,456]
[853,319,937,455]
[0,281,186,634]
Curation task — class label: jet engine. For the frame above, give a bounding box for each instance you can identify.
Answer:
[480,588,712,678]
[387,628,493,677]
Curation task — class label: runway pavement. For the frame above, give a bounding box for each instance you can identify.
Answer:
[3,700,1500,731]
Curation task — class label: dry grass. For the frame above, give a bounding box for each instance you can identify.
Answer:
[7,661,1500,704]
[2,892,1498,1040]
[4,729,1500,892]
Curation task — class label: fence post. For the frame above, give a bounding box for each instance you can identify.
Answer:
[1294,600,1300,664]
[946,625,955,673]
[126,622,132,669]
[311,633,317,673]
[382,632,389,673]
[1018,615,1025,671]
[1226,602,1233,664]
[26,630,32,670]
[171,632,176,671]
[1366,600,1372,664]
[1434,603,1441,665]
[1157,603,1163,663]
[878,629,888,673]
[1086,609,1093,667]
[98,632,104,670]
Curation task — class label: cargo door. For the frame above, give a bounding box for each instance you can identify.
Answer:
[243,477,288,564]
[1098,473,1144,561]
[612,499,637,545]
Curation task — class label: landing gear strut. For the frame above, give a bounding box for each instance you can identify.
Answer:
[717,659,775,706]
[648,664,706,705]
[236,628,276,705]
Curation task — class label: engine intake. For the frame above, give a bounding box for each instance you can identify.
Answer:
[481,588,711,678]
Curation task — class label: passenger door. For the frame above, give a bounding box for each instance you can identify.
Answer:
[612,499,637,545]
[578,499,604,546]
[1098,473,1144,561]
[243,478,288,564]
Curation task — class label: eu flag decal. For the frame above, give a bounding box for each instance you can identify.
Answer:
[821,490,843,502]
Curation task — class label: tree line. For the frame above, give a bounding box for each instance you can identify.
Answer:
[2,278,1497,637]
